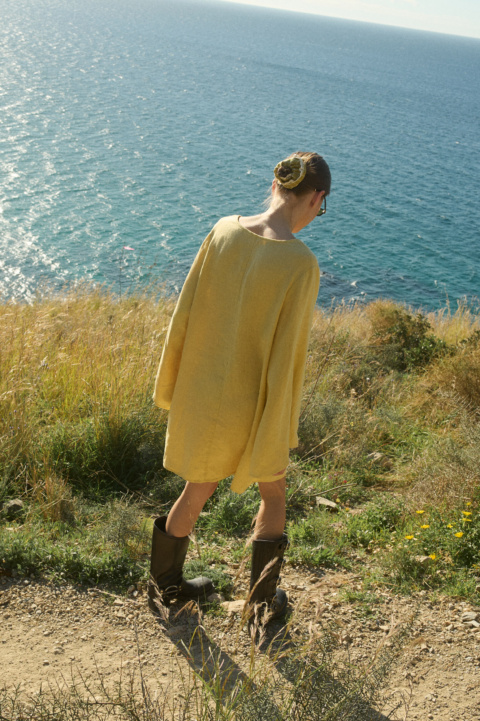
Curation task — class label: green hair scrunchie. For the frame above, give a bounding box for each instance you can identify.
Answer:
[273,156,307,189]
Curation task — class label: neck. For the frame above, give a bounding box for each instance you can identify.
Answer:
[265,196,305,235]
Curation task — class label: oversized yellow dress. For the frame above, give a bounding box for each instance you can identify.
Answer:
[153,215,320,494]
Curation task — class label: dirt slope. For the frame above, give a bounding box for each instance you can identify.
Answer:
[1,568,479,720]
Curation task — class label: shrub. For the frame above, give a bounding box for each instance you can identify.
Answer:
[367,302,448,371]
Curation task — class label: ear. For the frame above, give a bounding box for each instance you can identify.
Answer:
[310,189,324,207]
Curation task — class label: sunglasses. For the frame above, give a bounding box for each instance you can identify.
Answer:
[317,194,327,217]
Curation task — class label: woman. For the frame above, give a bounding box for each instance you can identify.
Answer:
[150,152,331,621]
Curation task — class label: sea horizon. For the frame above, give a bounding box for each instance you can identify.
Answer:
[1,0,479,312]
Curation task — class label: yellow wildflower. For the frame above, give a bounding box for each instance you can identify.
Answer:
[429,554,436,560]
[466,502,472,506]
[420,524,430,529]
[462,518,472,522]
[416,510,425,514]
[462,511,472,516]
[405,535,414,540]
[454,532,463,538]
[446,524,453,529]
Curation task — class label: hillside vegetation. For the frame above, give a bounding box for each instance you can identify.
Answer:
[1,288,479,601]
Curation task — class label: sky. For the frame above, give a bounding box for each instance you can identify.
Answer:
[215,0,480,39]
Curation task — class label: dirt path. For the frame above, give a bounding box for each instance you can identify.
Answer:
[1,568,479,720]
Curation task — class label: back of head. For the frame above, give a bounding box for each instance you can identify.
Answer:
[274,152,331,196]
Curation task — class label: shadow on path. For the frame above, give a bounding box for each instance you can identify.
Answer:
[151,597,403,721]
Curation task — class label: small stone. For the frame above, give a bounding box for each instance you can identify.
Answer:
[43,660,50,666]
[207,592,225,603]
[461,611,478,622]
[127,585,136,595]
[465,620,480,628]
[315,497,338,511]
[3,499,25,520]
[221,600,245,615]
[113,599,124,606]
[367,452,393,470]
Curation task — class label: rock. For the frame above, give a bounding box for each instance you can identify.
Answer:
[367,452,394,470]
[207,593,225,603]
[465,620,480,628]
[461,611,478,622]
[221,600,245,615]
[315,497,338,511]
[3,499,25,520]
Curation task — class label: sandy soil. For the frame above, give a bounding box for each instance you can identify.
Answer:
[1,566,479,720]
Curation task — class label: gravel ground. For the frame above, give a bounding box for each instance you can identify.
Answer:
[1,567,479,720]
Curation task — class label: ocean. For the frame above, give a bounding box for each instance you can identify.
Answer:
[1,0,479,311]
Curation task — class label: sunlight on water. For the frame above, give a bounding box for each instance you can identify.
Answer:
[0,0,479,309]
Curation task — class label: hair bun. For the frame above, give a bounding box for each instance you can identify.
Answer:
[274,156,307,189]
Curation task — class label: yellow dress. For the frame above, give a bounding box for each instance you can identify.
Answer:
[153,215,320,494]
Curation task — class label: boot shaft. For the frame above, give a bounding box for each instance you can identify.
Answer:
[150,516,190,590]
[148,516,214,607]
[249,534,288,605]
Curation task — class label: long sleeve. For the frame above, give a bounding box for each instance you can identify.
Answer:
[152,231,213,409]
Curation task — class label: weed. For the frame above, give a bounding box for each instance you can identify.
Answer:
[346,495,405,549]
[197,481,259,536]
[288,512,349,568]
[367,301,449,372]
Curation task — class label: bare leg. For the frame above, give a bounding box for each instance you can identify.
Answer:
[166,481,218,538]
[254,476,286,540]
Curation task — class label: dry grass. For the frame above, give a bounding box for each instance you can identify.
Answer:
[0,286,173,504]
[1,289,480,595]
[0,285,173,418]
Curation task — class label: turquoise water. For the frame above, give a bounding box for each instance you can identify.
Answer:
[1,0,479,310]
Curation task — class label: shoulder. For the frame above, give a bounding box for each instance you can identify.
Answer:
[211,215,240,235]
[287,241,320,279]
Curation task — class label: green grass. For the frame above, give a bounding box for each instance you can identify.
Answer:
[1,289,480,604]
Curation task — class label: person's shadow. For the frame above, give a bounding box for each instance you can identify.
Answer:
[150,595,402,721]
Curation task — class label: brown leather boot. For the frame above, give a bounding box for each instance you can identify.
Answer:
[246,534,288,623]
[148,516,214,612]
